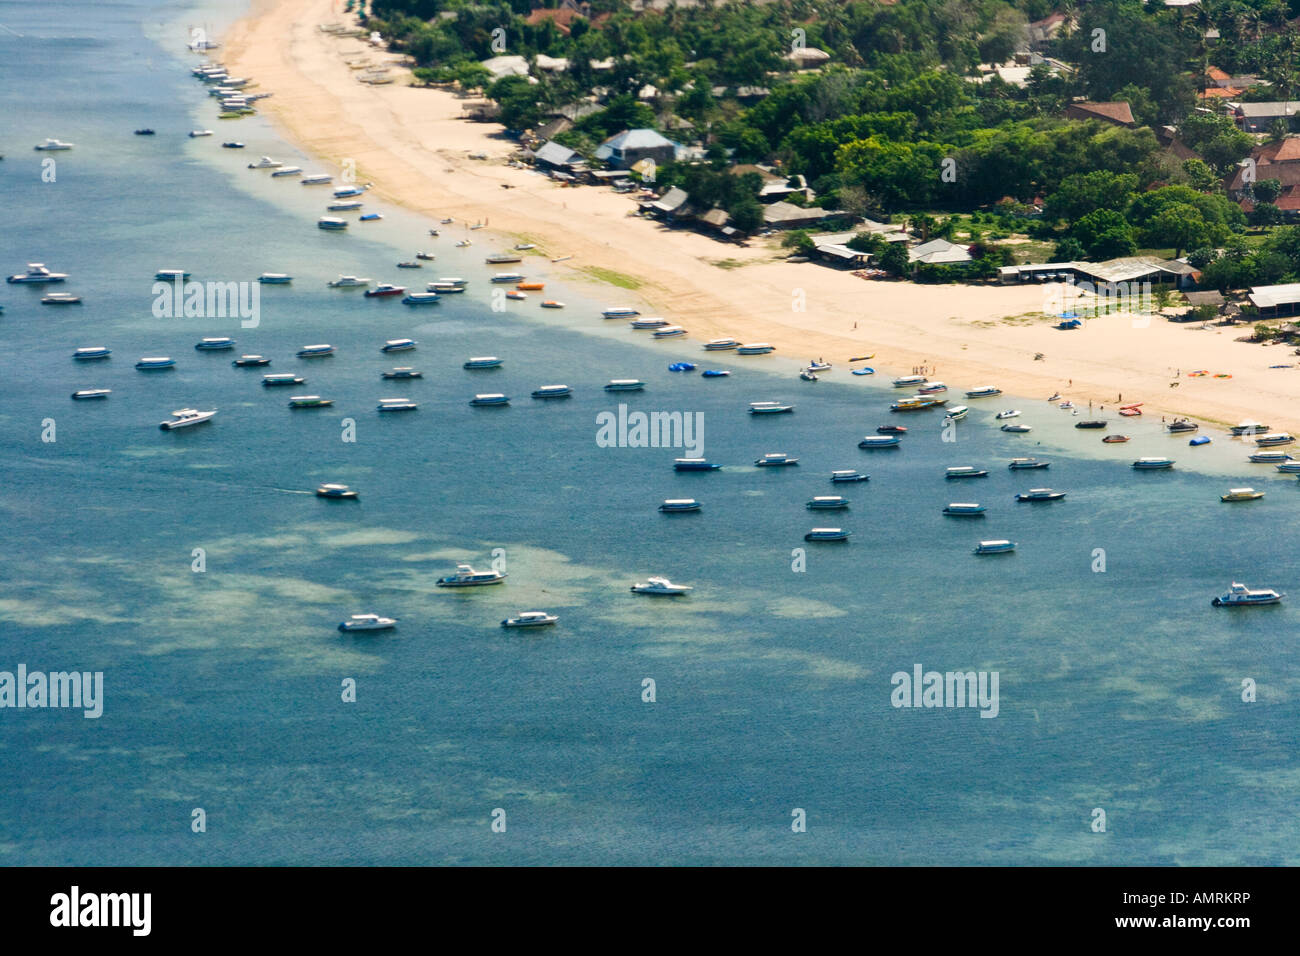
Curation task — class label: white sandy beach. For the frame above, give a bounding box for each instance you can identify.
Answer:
[224,0,1300,433]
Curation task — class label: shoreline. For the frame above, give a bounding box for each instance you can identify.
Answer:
[223,0,1300,437]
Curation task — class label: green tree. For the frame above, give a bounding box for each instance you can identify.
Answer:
[1142,203,1211,257]
[1071,208,1137,260]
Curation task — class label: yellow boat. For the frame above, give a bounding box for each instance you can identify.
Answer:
[1221,488,1264,502]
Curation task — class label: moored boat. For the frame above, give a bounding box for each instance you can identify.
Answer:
[71,389,112,400]
[262,374,304,386]
[1249,451,1293,463]
[659,499,701,513]
[736,343,775,355]
[436,564,506,587]
[1102,435,1129,443]
[288,395,332,408]
[297,344,335,358]
[630,577,693,595]
[73,347,111,360]
[965,386,1001,398]
[1221,487,1264,502]
[974,540,1015,554]
[195,337,235,350]
[804,528,850,542]
[604,379,645,391]
[704,338,738,350]
[8,263,68,284]
[1017,488,1066,501]
[807,496,849,510]
[1008,457,1048,470]
[501,612,558,628]
[159,408,216,429]
[135,356,175,369]
[946,466,987,479]
[41,293,81,304]
[464,356,502,369]
[755,453,798,467]
[531,385,571,398]
[364,283,405,298]
[377,398,418,411]
[831,470,868,482]
[943,503,986,516]
[338,614,396,632]
[674,458,721,471]
[892,375,926,388]
[858,435,901,448]
[1211,582,1283,606]
[317,217,348,230]
[328,275,370,288]
[383,368,422,379]
[1133,457,1175,470]
[748,401,794,415]
[469,393,509,406]
[1254,432,1295,447]
[381,339,416,352]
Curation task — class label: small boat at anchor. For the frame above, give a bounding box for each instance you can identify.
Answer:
[1017,488,1066,502]
[531,385,571,398]
[807,496,849,510]
[288,396,332,408]
[338,614,396,632]
[859,435,901,448]
[195,337,235,350]
[135,357,175,370]
[974,540,1015,554]
[381,339,416,352]
[674,459,721,471]
[262,374,304,386]
[1001,423,1032,433]
[1132,457,1174,470]
[1102,435,1129,443]
[1211,583,1283,606]
[749,401,794,415]
[297,344,335,358]
[464,357,502,369]
[943,503,986,516]
[755,453,798,467]
[159,408,216,429]
[630,577,693,595]
[501,612,558,629]
[804,528,850,542]
[946,466,987,479]
[469,393,509,406]
[604,379,645,391]
[1221,488,1264,502]
[73,347,111,360]
[436,564,506,587]
[383,368,422,380]
[965,386,1001,398]
[1008,458,1049,470]
[659,499,701,513]
[71,389,112,400]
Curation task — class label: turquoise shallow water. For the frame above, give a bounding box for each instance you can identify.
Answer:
[0,0,1297,866]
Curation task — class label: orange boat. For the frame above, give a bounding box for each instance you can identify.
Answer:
[516,282,545,291]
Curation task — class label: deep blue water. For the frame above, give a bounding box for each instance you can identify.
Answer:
[0,0,1297,865]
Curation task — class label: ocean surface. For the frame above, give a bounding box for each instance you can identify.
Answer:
[1,0,1297,866]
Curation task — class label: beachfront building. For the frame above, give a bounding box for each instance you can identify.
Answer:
[531,140,583,173]
[481,55,532,81]
[761,202,846,230]
[1248,283,1300,318]
[908,238,973,265]
[998,256,1199,289]
[595,129,677,169]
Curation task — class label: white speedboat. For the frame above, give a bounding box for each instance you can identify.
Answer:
[258,273,292,284]
[858,435,901,448]
[1132,457,1174,470]
[8,263,68,284]
[630,318,670,329]
[135,356,175,369]
[995,409,1020,420]
[34,139,74,151]
[755,453,798,466]
[159,408,216,429]
[804,528,850,541]
[73,347,111,360]
[41,293,81,305]
[531,385,571,398]
[748,401,793,414]
[464,356,502,369]
[501,612,558,628]
[652,325,684,337]
[703,338,738,350]
[300,174,332,185]
[328,275,370,288]
[436,564,506,587]
[71,389,111,400]
[490,272,525,283]
[195,337,235,350]
[271,166,302,178]
[965,386,1001,398]
[943,503,986,516]
[807,496,848,510]
[381,339,417,352]
[630,577,693,595]
[247,156,282,169]
[377,398,418,411]
[1212,583,1283,606]
[605,379,645,391]
[383,368,422,380]
[946,466,987,479]
[402,292,440,305]
[297,344,335,357]
[469,393,509,406]
[338,613,397,632]
[974,540,1015,554]
[189,129,214,137]
[944,405,969,420]
[1001,423,1032,433]
[262,374,303,386]
[736,343,775,355]
[659,499,701,512]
